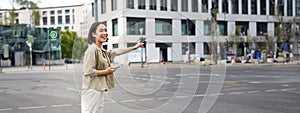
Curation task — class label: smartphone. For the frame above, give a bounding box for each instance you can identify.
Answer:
[112,65,120,69]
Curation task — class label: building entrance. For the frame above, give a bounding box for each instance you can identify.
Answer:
[155,43,172,62]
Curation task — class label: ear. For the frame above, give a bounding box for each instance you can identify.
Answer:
[92,32,97,38]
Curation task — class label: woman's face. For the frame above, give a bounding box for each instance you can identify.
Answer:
[92,24,108,43]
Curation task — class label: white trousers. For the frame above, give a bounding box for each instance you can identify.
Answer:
[81,89,104,113]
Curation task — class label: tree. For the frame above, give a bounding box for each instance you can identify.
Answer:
[60,31,88,59]
[15,0,40,26]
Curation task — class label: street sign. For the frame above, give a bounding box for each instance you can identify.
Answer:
[27,35,34,43]
[49,29,59,41]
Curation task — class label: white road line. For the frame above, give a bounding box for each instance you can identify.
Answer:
[175,96,189,99]
[121,100,136,103]
[209,93,224,96]
[281,88,296,91]
[50,104,72,108]
[139,98,154,101]
[66,88,77,92]
[228,92,244,95]
[283,84,289,87]
[158,97,170,100]
[249,81,261,84]
[194,94,205,97]
[0,108,13,111]
[247,91,260,93]
[265,89,278,92]
[19,106,46,110]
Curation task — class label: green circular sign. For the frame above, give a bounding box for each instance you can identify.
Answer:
[49,30,58,41]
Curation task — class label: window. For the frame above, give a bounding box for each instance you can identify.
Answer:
[242,0,248,14]
[232,0,238,14]
[287,0,293,16]
[127,17,146,35]
[278,0,284,16]
[182,42,195,55]
[101,0,106,14]
[204,21,211,35]
[150,0,157,10]
[236,22,249,36]
[222,0,228,13]
[155,19,172,35]
[260,0,266,15]
[42,11,47,16]
[112,19,118,36]
[64,26,69,30]
[112,0,117,11]
[138,0,146,9]
[65,9,70,14]
[73,15,75,23]
[50,11,55,15]
[57,10,62,14]
[257,22,268,36]
[171,0,178,11]
[202,0,208,12]
[58,16,62,24]
[218,21,227,35]
[50,16,55,25]
[182,0,188,12]
[43,17,47,25]
[113,44,118,49]
[203,42,210,54]
[269,0,275,15]
[181,19,195,35]
[65,15,70,24]
[15,19,19,24]
[251,0,257,14]
[212,0,218,11]
[192,0,198,12]
[57,27,61,30]
[127,0,134,9]
[297,0,300,16]
[161,0,167,11]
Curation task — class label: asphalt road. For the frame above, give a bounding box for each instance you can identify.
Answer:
[0,64,299,113]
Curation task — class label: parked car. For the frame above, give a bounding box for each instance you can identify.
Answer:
[64,58,80,64]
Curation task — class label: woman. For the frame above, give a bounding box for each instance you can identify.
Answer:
[81,22,143,113]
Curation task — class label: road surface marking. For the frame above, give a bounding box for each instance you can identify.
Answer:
[249,81,261,84]
[247,91,260,93]
[281,88,296,91]
[265,89,278,92]
[283,84,289,87]
[0,108,12,111]
[19,106,46,110]
[228,92,244,95]
[66,88,77,92]
[209,93,224,96]
[158,97,170,100]
[50,104,72,108]
[194,94,205,97]
[175,96,188,99]
[139,98,154,101]
[121,100,136,103]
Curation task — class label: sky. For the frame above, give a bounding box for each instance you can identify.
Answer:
[0,0,85,9]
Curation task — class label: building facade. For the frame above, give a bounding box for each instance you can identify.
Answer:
[79,0,300,64]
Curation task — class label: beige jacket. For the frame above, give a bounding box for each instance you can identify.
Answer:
[82,44,115,94]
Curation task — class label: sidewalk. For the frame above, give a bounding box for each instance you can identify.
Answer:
[0,64,74,73]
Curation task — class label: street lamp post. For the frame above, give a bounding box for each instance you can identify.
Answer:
[139,28,144,68]
[26,41,32,70]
